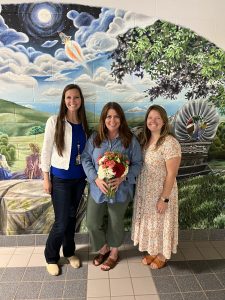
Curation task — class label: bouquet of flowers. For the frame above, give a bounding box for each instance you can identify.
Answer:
[97,151,129,200]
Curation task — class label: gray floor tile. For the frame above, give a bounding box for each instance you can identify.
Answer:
[0,282,19,300]
[0,268,5,280]
[66,265,88,280]
[1,267,25,282]
[187,260,211,274]
[175,275,202,292]
[169,261,193,275]
[15,281,42,299]
[216,272,225,287]
[196,273,224,290]
[182,291,208,300]
[153,276,179,293]
[39,281,64,299]
[205,290,225,300]
[0,236,5,247]
[207,259,225,273]
[150,265,172,277]
[63,280,87,298]
[35,235,48,246]
[17,235,35,246]
[44,264,67,281]
[159,293,183,300]
[22,267,46,281]
[4,236,17,247]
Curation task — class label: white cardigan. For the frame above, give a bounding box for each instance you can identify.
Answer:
[41,115,73,172]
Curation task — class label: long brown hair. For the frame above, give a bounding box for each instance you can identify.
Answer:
[94,102,132,148]
[141,105,171,149]
[54,84,89,156]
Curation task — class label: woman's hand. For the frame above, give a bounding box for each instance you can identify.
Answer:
[43,172,51,194]
[156,199,168,214]
[43,177,52,194]
[95,177,108,194]
[108,177,125,191]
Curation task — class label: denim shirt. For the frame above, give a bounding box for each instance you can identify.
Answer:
[81,132,142,203]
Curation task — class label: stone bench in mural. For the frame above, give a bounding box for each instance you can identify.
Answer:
[0,179,88,235]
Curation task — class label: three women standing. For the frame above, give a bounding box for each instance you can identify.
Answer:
[132,105,181,269]
[41,84,89,275]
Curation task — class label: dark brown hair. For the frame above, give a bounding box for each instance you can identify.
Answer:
[141,105,172,149]
[54,84,89,156]
[94,102,132,148]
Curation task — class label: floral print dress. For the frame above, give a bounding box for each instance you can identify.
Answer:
[131,135,181,259]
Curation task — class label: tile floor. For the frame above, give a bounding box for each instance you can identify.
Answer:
[0,240,225,299]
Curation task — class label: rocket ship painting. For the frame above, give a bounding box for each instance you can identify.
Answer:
[59,32,85,65]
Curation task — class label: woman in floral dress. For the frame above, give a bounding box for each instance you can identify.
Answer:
[131,105,181,269]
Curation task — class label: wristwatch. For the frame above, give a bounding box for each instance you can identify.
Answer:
[161,196,169,203]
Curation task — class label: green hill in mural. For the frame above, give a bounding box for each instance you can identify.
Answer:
[0,99,50,136]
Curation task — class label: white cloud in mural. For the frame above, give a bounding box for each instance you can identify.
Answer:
[0,72,37,87]
[42,87,62,96]
[72,8,120,48]
[86,32,118,53]
[76,74,93,84]
[75,66,136,93]
[105,81,135,92]
[93,67,114,85]
[0,28,28,46]
[24,54,75,76]
[107,11,156,37]
[42,40,58,48]
[0,47,29,68]
[125,92,147,102]
[126,106,147,113]
[44,72,70,82]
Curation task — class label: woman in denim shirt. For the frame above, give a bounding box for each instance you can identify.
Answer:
[82,102,142,271]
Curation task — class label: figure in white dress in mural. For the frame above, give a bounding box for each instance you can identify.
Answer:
[132,105,181,269]
[0,154,12,180]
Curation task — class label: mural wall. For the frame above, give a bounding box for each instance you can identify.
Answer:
[0,2,225,235]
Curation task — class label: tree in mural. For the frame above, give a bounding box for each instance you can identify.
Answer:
[110,20,225,113]
[0,133,16,167]
[27,125,45,136]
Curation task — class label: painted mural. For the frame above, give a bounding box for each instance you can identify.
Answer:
[0,2,225,235]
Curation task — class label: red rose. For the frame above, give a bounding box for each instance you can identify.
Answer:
[113,162,125,178]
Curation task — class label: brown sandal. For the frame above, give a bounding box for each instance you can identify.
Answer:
[101,256,119,271]
[150,257,167,269]
[93,251,110,266]
[142,255,156,265]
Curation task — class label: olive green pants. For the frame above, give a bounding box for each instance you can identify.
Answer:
[86,195,130,252]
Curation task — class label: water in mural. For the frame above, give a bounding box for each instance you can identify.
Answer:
[0,2,224,234]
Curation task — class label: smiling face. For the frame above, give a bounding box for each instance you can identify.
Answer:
[64,88,81,114]
[146,109,164,134]
[105,108,121,134]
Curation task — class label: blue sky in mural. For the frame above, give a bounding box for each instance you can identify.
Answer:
[0,2,187,119]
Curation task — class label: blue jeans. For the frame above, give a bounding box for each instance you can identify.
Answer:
[45,176,86,263]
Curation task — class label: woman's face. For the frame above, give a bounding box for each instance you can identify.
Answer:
[64,88,81,113]
[146,109,164,134]
[105,108,121,134]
